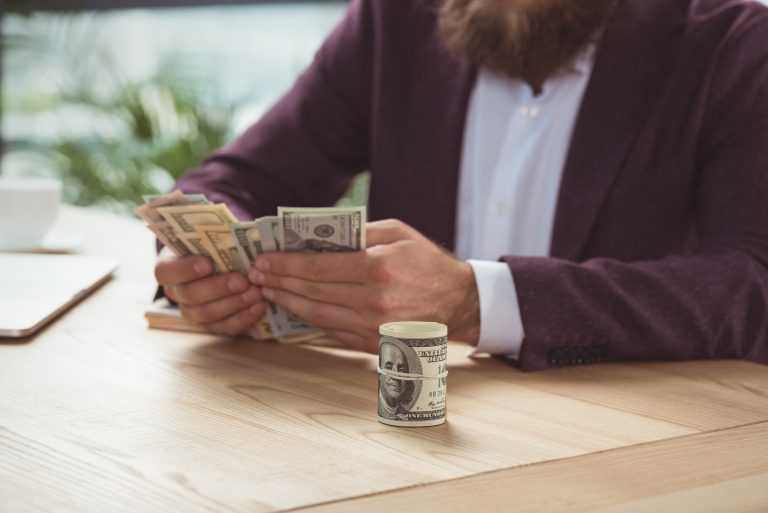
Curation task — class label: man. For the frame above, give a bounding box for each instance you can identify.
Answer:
[379,342,414,419]
[154,0,768,370]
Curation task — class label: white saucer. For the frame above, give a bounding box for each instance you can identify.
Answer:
[0,230,85,254]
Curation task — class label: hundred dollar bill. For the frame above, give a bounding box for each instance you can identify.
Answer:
[378,322,447,427]
[243,216,321,342]
[265,206,367,342]
[277,206,366,252]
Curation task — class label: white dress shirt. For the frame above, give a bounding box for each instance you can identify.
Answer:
[455,59,593,357]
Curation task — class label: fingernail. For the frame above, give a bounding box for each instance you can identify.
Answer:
[249,304,263,315]
[194,261,210,275]
[250,270,265,284]
[262,287,274,300]
[228,276,246,292]
[255,258,270,272]
[242,288,259,303]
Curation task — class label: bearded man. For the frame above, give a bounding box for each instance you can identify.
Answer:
[154,0,768,370]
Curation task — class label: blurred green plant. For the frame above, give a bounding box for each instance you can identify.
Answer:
[2,12,370,215]
[3,13,238,214]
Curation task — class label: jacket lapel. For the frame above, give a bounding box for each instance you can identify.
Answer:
[549,0,686,261]
[402,28,477,251]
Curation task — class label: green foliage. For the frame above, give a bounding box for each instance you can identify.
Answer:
[336,173,370,207]
[3,14,239,214]
[3,12,369,215]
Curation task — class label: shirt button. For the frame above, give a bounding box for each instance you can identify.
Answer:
[520,106,539,118]
[495,202,508,215]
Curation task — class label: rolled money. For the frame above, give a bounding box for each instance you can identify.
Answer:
[378,322,447,427]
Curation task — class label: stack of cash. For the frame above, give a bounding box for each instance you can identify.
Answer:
[134,190,366,342]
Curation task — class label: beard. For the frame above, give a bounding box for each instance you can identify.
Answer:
[438,0,622,92]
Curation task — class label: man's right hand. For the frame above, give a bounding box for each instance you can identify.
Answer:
[154,247,266,336]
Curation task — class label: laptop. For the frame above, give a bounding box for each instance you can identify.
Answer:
[0,253,117,337]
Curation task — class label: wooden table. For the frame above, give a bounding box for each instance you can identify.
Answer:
[1,206,767,513]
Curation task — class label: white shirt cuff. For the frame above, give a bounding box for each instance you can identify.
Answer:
[467,260,524,358]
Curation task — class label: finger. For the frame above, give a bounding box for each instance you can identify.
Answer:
[324,329,377,353]
[251,251,367,284]
[155,252,214,286]
[180,286,263,323]
[262,286,359,332]
[251,272,364,306]
[366,219,417,247]
[202,302,267,337]
[170,272,251,306]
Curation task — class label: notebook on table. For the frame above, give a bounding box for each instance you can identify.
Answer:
[0,253,117,337]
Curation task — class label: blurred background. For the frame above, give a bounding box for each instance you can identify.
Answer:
[1,0,368,215]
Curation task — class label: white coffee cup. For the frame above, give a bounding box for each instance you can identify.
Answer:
[0,176,62,251]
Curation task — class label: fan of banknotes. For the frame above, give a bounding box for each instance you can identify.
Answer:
[134,190,366,342]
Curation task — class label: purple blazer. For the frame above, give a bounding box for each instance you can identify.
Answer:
[176,0,768,370]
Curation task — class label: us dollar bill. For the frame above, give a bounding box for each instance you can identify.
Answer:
[260,206,367,342]
[378,322,448,427]
[278,206,366,252]
[157,203,238,257]
[229,221,263,268]
[134,189,209,225]
[196,222,273,340]
[228,221,274,340]
[135,190,211,257]
[137,192,273,340]
[255,216,282,252]
[137,195,369,344]
[158,203,238,236]
[142,192,210,204]
[195,225,247,273]
[147,220,192,257]
[242,216,321,342]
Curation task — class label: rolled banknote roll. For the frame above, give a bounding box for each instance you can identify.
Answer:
[378,322,448,427]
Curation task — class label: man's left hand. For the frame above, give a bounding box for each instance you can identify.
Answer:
[248,219,480,352]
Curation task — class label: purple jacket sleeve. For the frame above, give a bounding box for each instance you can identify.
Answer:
[173,0,374,220]
[508,15,768,371]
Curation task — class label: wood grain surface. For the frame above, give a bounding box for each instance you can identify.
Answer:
[295,422,768,513]
[1,206,767,513]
